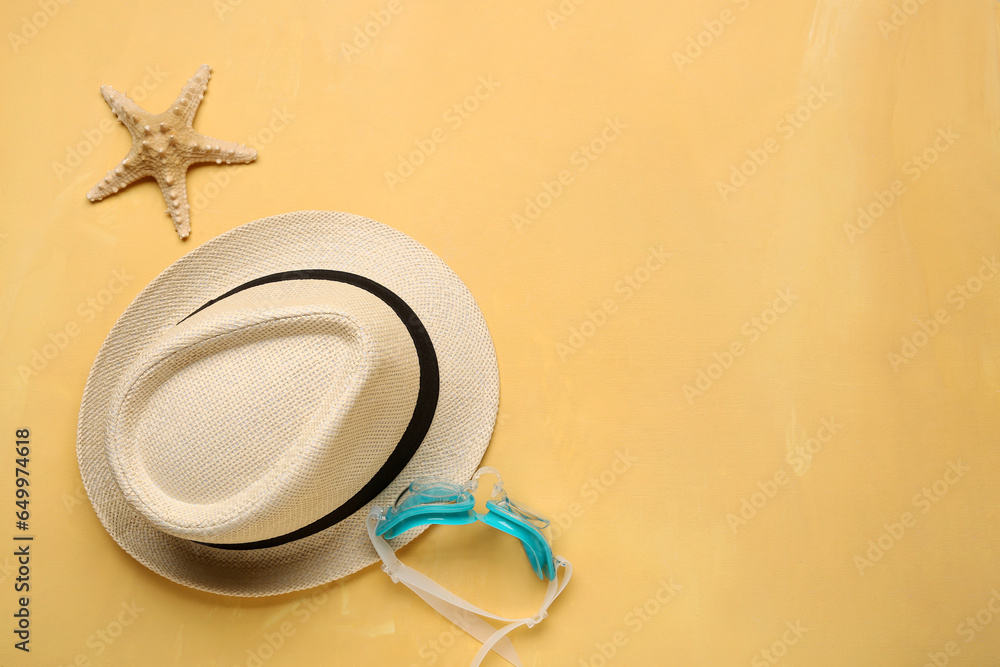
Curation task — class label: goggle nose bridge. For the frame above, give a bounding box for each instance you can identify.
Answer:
[467,465,507,501]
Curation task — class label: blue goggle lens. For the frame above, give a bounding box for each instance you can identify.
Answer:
[394,478,466,511]
[377,472,557,580]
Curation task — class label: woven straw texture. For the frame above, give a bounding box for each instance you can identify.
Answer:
[76,211,499,597]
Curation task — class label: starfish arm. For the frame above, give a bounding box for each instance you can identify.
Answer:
[87,155,148,202]
[86,64,255,239]
[167,64,212,127]
[155,170,191,240]
[100,86,147,138]
[186,134,258,165]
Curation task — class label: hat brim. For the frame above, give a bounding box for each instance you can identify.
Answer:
[76,211,499,597]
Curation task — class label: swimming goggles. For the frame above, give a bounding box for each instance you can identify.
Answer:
[366,467,572,667]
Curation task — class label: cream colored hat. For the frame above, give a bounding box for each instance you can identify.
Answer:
[76,211,499,596]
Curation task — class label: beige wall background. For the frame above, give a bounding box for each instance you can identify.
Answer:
[2,0,1000,665]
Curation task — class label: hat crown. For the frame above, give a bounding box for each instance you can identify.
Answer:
[105,279,421,544]
[77,211,500,596]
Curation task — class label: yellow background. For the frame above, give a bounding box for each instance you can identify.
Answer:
[2,0,999,665]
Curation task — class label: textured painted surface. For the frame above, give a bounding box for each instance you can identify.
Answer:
[1,0,999,665]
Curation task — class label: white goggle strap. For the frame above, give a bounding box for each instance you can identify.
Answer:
[366,511,572,667]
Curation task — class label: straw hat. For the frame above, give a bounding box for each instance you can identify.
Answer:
[76,211,499,596]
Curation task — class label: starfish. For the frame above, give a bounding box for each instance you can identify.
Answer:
[87,64,257,239]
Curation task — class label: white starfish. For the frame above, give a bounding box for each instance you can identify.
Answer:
[87,64,257,239]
